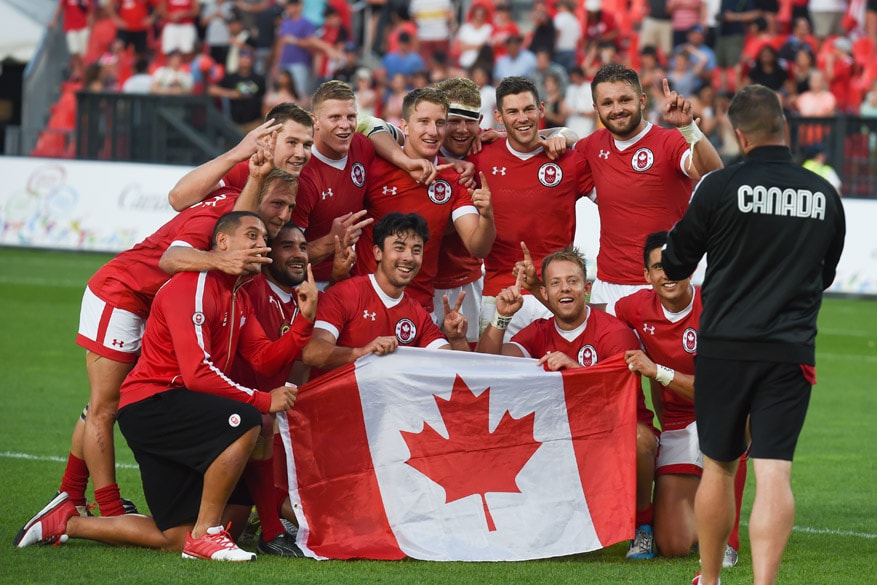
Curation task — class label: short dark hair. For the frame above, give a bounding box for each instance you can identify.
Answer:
[213,211,263,247]
[496,76,539,109]
[728,84,784,141]
[272,220,305,243]
[591,64,642,97]
[643,231,668,269]
[402,87,449,122]
[541,246,587,281]
[373,212,430,250]
[264,102,314,129]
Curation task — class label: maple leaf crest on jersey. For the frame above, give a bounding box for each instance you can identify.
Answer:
[351,162,366,187]
[577,344,598,367]
[428,180,452,204]
[395,318,417,344]
[631,147,655,172]
[682,327,698,354]
[538,162,563,187]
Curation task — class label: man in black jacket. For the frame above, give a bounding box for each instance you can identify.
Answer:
[661,84,845,585]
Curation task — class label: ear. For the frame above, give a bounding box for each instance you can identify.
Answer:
[493,107,503,127]
[537,101,545,119]
[584,280,592,297]
[373,244,383,264]
[644,267,650,284]
[640,92,647,111]
[215,230,230,252]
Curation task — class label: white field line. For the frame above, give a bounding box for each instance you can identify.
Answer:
[1,451,137,469]
[3,451,875,539]
[741,521,877,540]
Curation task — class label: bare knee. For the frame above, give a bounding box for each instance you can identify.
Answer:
[636,424,658,460]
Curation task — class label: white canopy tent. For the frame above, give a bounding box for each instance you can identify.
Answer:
[0,0,53,63]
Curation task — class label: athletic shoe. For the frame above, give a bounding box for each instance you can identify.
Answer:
[626,524,655,560]
[121,498,139,515]
[280,517,299,539]
[257,532,305,558]
[13,491,77,547]
[181,525,256,562]
[722,544,739,568]
[237,506,261,546]
[691,571,721,585]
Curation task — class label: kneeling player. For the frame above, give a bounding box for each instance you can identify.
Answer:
[615,231,746,566]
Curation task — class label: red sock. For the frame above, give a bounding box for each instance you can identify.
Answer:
[59,453,89,507]
[94,483,126,517]
[636,504,654,527]
[245,458,284,542]
[728,454,748,550]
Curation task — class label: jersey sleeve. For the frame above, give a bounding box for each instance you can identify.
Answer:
[221,160,250,191]
[170,193,236,250]
[312,281,351,341]
[612,294,636,329]
[414,306,448,348]
[509,323,542,359]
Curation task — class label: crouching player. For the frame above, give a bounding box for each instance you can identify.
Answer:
[15,212,315,561]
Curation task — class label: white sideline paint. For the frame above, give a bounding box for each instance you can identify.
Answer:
[2,451,875,540]
[0,451,137,470]
[741,521,877,540]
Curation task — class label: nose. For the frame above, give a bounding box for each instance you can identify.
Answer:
[292,142,305,159]
[278,205,292,223]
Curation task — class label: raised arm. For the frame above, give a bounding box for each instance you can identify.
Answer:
[167,119,282,210]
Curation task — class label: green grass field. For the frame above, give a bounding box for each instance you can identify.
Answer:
[1,247,875,584]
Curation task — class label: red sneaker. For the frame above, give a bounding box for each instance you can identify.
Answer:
[14,491,77,547]
[182,525,256,561]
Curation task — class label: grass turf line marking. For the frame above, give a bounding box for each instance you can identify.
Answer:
[1,451,138,470]
[740,521,877,540]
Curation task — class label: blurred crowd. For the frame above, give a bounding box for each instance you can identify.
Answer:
[37,0,877,159]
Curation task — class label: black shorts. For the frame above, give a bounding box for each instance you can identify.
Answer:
[694,357,812,462]
[869,0,877,12]
[116,29,148,54]
[118,389,261,531]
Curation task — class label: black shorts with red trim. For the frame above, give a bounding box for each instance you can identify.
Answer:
[694,356,812,463]
[118,388,261,531]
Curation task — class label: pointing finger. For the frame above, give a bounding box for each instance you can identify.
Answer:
[435,163,455,171]
[520,241,533,264]
[478,171,489,191]
[662,77,671,97]
[306,263,315,285]
[442,294,452,315]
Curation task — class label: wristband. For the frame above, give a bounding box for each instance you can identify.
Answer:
[491,312,513,331]
[677,121,704,145]
[655,364,675,386]
[678,121,703,172]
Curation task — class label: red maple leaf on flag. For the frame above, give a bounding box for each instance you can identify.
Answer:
[400,375,542,532]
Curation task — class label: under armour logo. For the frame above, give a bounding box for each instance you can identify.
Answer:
[492,166,507,176]
[363,310,376,321]
[321,188,334,200]
[111,339,125,347]
[643,323,655,335]
[598,150,610,159]
[382,186,397,196]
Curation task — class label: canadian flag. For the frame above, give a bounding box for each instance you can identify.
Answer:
[278,347,637,561]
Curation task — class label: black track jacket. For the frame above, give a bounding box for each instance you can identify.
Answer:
[662,145,846,365]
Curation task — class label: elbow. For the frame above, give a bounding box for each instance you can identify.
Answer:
[167,186,189,211]
[158,251,178,275]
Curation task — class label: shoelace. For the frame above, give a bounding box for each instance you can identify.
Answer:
[205,523,238,550]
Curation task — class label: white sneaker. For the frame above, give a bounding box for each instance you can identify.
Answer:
[722,544,739,568]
